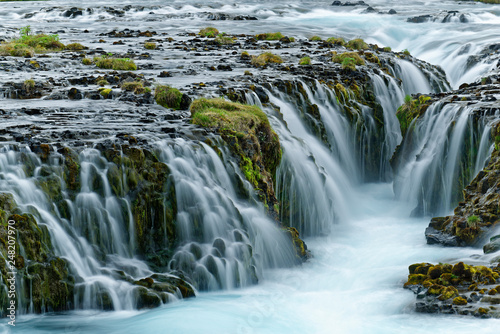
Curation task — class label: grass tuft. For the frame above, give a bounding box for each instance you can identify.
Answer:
[94,56,137,70]
[144,42,157,50]
[326,37,345,46]
[199,27,219,38]
[215,33,234,45]
[251,52,283,67]
[121,81,145,94]
[255,32,284,40]
[155,85,183,109]
[346,38,369,50]
[299,56,311,65]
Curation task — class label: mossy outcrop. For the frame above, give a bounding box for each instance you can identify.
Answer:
[396,94,432,135]
[404,261,500,317]
[190,98,282,219]
[0,196,74,315]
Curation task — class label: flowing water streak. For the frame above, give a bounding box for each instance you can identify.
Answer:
[156,139,296,290]
[0,146,165,312]
[370,74,403,179]
[245,88,352,236]
[394,103,497,216]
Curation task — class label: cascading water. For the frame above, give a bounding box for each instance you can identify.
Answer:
[0,139,296,315]
[393,102,498,216]
[156,139,296,290]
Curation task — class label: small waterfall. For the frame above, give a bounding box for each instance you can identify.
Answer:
[0,146,154,312]
[239,61,447,235]
[393,102,497,216]
[157,139,296,290]
[393,59,432,94]
[370,74,404,180]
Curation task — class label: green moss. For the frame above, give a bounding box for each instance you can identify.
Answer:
[251,52,283,68]
[404,274,427,286]
[396,94,432,134]
[154,85,182,109]
[402,49,411,56]
[453,296,468,305]
[439,286,459,300]
[215,33,234,45]
[364,52,380,65]
[255,32,284,40]
[65,43,86,51]
[477,307,489,315]
[191,98,270,130]
[409,263,433,275]
[346,38,368,50]
[383,46,392,52]
[299,56,311,65]
[199,27,219,38]
[121,81,145,94]
[332,51,365,66]
[82,57,92,65]
[144,42,157,50]
[97,79,109,86]
[99,88,112,98]
[190,98,281,210]
[94,56,137,71]
[0,26,65,57]
[23,79,35,92]
[326,37,345,46]
[309,36,322,41]
[341,57,356,71]
[467,215,479,226]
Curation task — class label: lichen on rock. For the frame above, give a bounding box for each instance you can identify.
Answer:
[404,261,500,317]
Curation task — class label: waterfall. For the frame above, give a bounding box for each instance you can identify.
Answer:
[239,60,446,235]
[0,139,296,314]
[393,102,498,216]
[156,139,296,290]
[393,59,432,94]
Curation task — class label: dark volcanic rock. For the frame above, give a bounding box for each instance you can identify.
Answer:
[63,7,83,18]
[407,15,433,23]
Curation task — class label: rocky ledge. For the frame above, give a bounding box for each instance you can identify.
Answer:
[404,262,500,318]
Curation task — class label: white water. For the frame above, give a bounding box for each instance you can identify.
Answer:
[9,183,500,334]
[394,103,498,216]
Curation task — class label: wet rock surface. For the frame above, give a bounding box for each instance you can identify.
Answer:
[404,262,500,318]
[407,11,470,23]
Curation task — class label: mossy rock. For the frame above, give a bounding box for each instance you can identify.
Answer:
[190,98,281,218]
[453,296,468,305]
[283,227,308,261]
[155,85,190,110]
[396,95,432,135]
